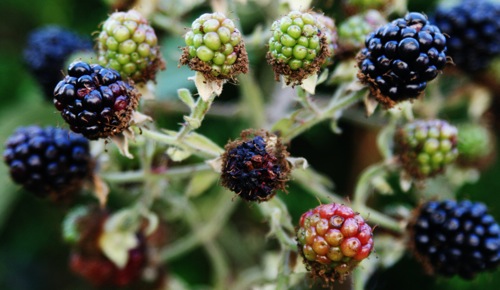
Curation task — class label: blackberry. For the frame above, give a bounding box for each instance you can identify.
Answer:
[3,126,92,200]
[23,26,93,100]
[357,12,448,108]
[220,130,290,202]
[410,200,500,279]
[180,12,249,80]
[266,10,331,85]
[53,61,140,140]
[97,9,165,82]
[433,0,500,72]
[297,203,374,284]
[394,119,458,179]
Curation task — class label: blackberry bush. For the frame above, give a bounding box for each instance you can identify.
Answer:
[409,200,500,279]
[357,12,448,108]
[433,0,500,73]
[3,126,92,200]
[53,61,140,140]
[23,26,93,100]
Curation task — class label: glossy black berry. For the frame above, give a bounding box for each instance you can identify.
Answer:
[54,61,140,140]
[410,200,500,279]
[23,26,92,101]
[433,0,500,72]
[3,126,92,199]
[220,130,290,202]
[357,12,448,108]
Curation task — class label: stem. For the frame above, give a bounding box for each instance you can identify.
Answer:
[101,163,213,183]
[352,162,388,210]
[357,205,404,234]
[281,86,367,142]
[204,240,229,290]
[275,250,291,290]
[292,170,345,205]
[238,73,267,128]
[177,93,216,141]
[296,87,320,114]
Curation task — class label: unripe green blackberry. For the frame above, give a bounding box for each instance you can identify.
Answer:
[456,123,495,169]
[97,9,165,83]
[409,200,500,279]
[394,120,458,179]
[313,13,337,67]
[338,11,385,53]
[220,129,290,202]
[297,203,374,284]
[266,10,331,85]
[3,126,92,200]
[180,12,249,80]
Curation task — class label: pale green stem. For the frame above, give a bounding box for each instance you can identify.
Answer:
[353,267,366,290]
[177,93,217,141]
[238,73,267,128]
[231,268,269,290]
[357,205,403,234]
[275,250,292,290]
[282,87,367,143]
[296,87,320,114]
[160,191,237,262]
[352,162,388,210]
[101,163,213,183]
[291,170,345,205]
[204,240,229,290]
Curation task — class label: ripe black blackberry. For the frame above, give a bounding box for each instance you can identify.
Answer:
[357,12,448,108]
[54,61,140,140]
[3,126,92,200]
[433,0,500,72]
[409,200,500,279]
[24,26,93,101]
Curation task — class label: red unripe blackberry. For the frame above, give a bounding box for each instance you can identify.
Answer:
[434,1,500,72]
[3,126,92,200]
[357,12,448,108]
[409,200,500,279]
[220,130,290,202]
[53,61,140,140]
[297,203,374,284]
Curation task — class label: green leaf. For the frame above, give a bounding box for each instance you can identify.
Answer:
[178,88,195,109]
[184,132,225,156]
[185,171,219,197]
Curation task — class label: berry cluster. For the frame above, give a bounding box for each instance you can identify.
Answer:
[457,123,495,168]
[53,61,140,140]
[357,12,447,108]
[297,203,374,283]
[434,1,500,72]
[220,130,290,202]
[97,9,165,82]
[267,10,331,85]
[394,119,458,179]
[410,200,500,279]
[3,126,91,200]
[180,12,248,80]
[23,26,92,100]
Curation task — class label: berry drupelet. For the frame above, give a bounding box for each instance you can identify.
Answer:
[180,12,249,80]
[64,206,147,287]
[357,12,448,108]
[433,0,500,73]
[220,130,290,202]
[297,203,374,284]
[394,119,458,179]
[267,10,331,85]
[23,26,92,101]
[409,200,500,279]
[3,126,92,200]
[54,61,140,140]
[97,9,165,82]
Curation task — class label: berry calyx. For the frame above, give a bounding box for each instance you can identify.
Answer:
[409,200,500,279]
[180,12,249,81]
[266,10,331,85]
[53,61,140,140]
[220,129,290,202]
[297,203,374,284]
[357,12,448,108]
[97,9,165,82]
[394,119,458,179]
[3,126,92,200]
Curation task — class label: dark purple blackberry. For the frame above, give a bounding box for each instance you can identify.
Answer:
[54,61,140,140]
[23,26,93,101]
[410,200,500,279]
[357,12,448,108]
[433,1,500,72]
[220,130,290,202]
[3,126,92,200]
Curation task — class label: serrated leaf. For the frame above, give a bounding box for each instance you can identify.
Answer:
[184,132,224,156]
[185,171,219,197]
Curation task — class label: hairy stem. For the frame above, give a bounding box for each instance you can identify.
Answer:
[238,73,267,128]
[177,93,216,141]
[101,163,213,183]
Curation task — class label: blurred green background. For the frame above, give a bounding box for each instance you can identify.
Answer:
[0,0,499,289]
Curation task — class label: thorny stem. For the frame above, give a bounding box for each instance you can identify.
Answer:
[281,86,367,143]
